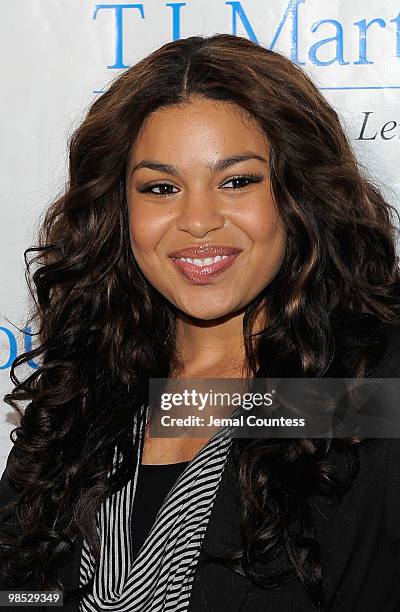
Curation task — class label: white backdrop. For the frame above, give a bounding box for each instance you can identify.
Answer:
[1,0,400,473]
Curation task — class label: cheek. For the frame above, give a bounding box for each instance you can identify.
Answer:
[128,204,169,255]
[260,219,286,254]
[248,209,287,280]
[244,201,286,251]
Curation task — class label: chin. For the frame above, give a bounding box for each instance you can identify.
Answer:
[179,306,236,322]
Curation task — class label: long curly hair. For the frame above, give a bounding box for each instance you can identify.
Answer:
[1,33,400,610]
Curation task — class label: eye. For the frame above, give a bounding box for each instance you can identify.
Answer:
[221,174,264,190]
[138,183,179,197]
[137,174,264,197]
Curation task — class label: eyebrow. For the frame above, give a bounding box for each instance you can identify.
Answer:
[130,152,268,176]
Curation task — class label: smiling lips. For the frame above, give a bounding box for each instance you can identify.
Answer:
[168,244,242,284]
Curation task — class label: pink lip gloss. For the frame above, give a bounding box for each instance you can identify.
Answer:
[170,253,239,284]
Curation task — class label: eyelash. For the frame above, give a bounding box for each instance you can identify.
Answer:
[138,174,263,197]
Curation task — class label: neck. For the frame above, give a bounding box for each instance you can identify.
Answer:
[173,304,266,378]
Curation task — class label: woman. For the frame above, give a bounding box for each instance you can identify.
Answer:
[0,33,400,612]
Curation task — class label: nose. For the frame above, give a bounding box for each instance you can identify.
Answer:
[175,189,226,237]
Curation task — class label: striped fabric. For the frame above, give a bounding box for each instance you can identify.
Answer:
[78,403,233,611]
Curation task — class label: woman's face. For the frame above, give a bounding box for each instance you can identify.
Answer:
[126,96,287,321]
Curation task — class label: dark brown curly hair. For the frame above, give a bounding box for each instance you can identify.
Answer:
[1,33,400,610]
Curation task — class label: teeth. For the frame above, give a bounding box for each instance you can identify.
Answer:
[178,255,229,267]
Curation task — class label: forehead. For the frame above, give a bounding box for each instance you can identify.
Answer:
[128,96,268,164]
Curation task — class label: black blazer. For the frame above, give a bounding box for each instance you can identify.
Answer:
[1,325,400,611]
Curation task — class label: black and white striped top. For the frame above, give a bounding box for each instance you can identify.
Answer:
[130,460,190,559]
[78,404,233,612]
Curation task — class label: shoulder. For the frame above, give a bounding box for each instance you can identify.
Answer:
[367,320,400,377]
[0,444,22,508]
[342,316,400,541]
[360,320,400,537]
[0,445,22,544]
[380,436,400,541]
[353,435,400,542]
